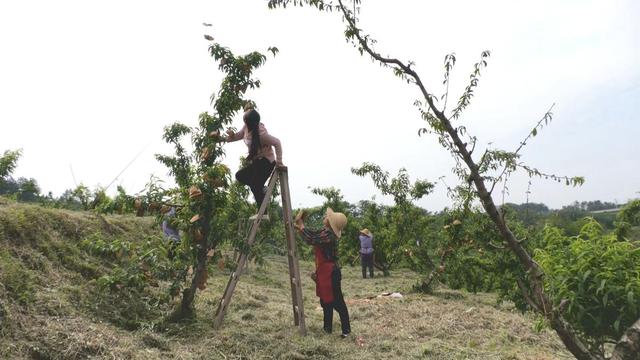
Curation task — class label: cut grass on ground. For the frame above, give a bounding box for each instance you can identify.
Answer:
[0,202,571,359]
[178,256,571,360]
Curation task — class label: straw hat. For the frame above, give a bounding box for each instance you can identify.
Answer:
[359,228,372,237]
[325,208,347,238]
[243,102,255,112]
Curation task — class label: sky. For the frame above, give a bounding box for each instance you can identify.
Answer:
[1,0,638,211]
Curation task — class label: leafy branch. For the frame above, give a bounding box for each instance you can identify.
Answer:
[351,162,434,205]
[441,53,456,112]
[488,104,556,194]
[449,51,490,121]
[0,149,22,179]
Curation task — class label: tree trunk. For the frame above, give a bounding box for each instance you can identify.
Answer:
[434,110,602,360]
[332,2,606,357]
[180,207,213,315]
[611,317,640,360]
[419,270,438,293]
[180,245,209,314]
[373,260,390,276]
[419,248,451,292]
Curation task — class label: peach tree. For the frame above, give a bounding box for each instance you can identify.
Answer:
[351,163,433,276]
[0,149,21,179]
[536,219,640,355]
[155,35,278,317]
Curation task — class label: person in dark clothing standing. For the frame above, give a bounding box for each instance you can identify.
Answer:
[294,208,351,338]
[359,228,374,278]
[224,104,283,209]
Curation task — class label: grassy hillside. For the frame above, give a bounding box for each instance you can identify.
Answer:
[0,202,571,359]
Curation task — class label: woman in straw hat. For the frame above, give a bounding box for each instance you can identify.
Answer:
[294,208,351,338]
[224,104,283,209]
[359,228,374,278]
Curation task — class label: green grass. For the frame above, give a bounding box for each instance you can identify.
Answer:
[0,202,572,359]
[0,247,36,305]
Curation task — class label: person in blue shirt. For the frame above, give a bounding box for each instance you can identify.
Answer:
[359,229,374,278]
[161,206,180,258]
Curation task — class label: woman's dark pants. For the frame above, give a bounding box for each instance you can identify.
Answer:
[320,266,351,335]
[235,158,275,208]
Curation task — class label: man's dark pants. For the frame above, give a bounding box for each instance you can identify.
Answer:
[361,253,374,278]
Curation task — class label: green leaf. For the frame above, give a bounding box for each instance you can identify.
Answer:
[267,46,280,57]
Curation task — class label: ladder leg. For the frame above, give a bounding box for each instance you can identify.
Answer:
[213,252,248,329]
[278,167,307,335]
[212,171,279,329]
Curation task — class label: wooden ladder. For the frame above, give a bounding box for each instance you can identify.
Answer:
[213,166,307,335]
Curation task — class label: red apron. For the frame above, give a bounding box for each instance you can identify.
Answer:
[314,246,335,303]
